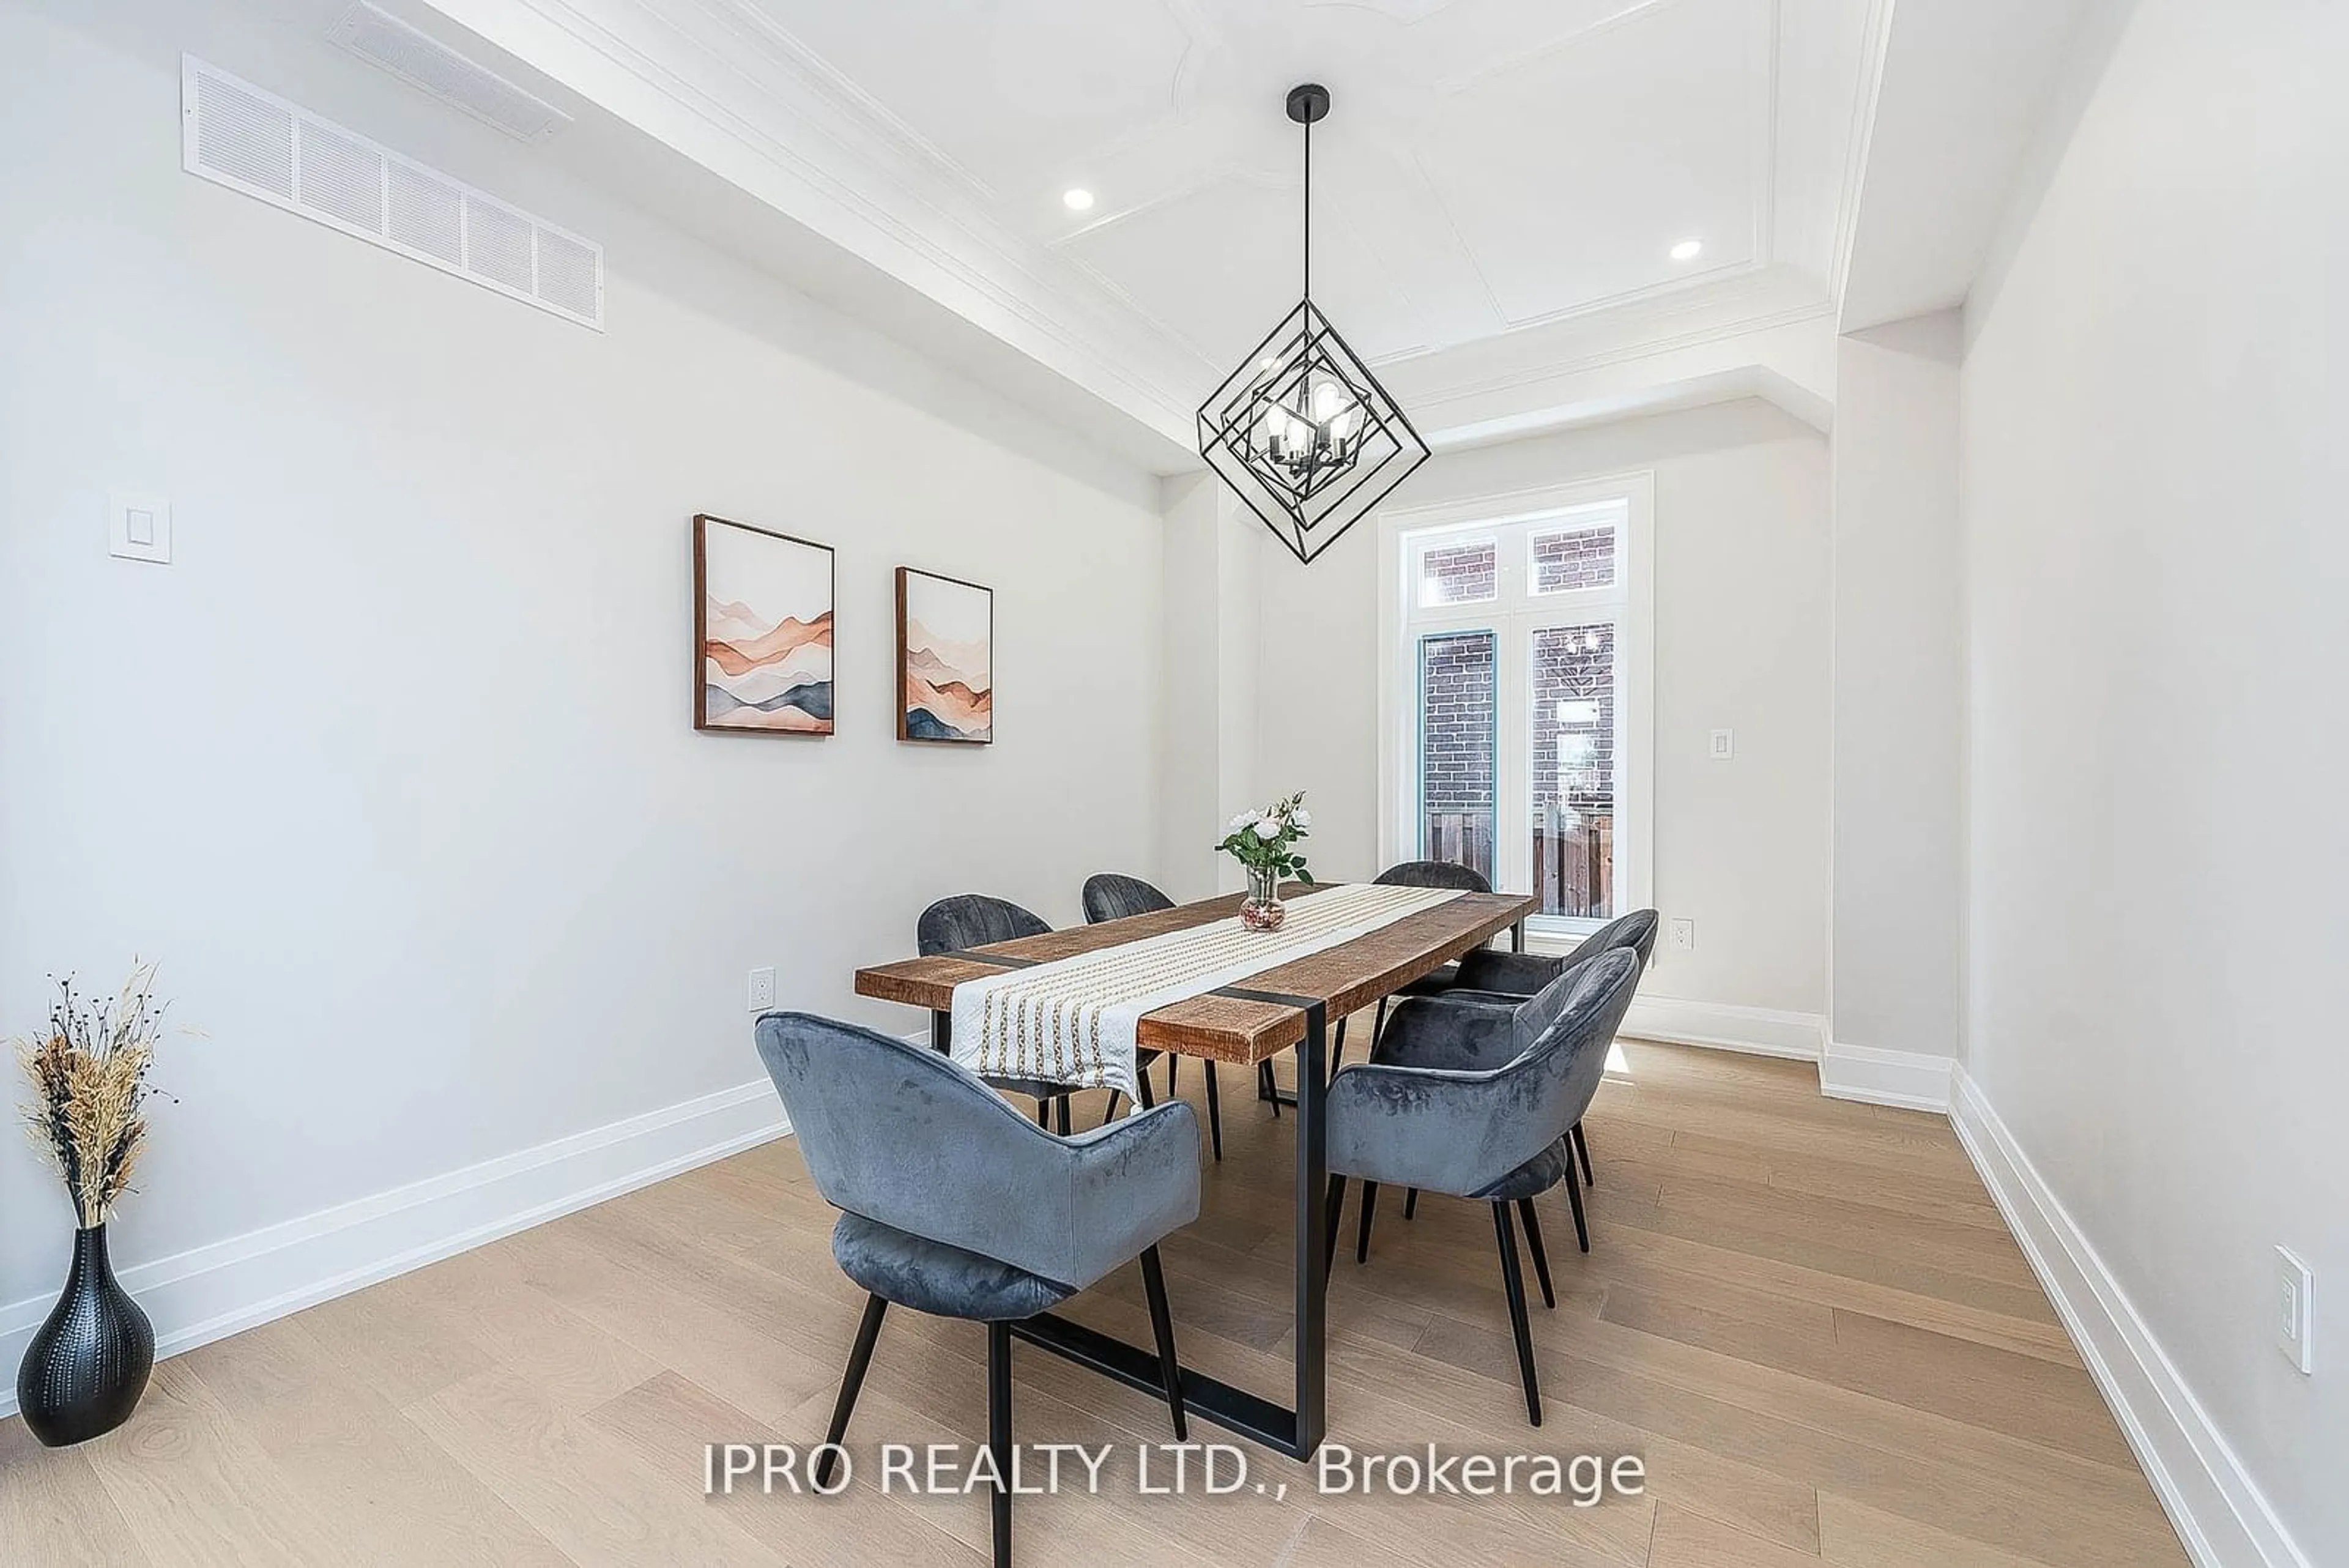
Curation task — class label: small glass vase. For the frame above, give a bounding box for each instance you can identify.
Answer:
[1241,864,1286,931]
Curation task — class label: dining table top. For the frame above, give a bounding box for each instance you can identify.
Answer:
[853,882,1537,1065]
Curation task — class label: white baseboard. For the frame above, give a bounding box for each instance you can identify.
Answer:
[1818,1039,1956,1112]
[1621,994,1825,1061]
[0,1079,789,1421]
[1951,1069,2312,1568]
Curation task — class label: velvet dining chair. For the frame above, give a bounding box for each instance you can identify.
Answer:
[1256,856,1494,1113]
[1079,874,1223,1160]
[918,893,1173,1133]
[1345,953,1616,1263]
[1320,951,1640,1425]
[754,1012,1198,1568]
[1439,907,1659,1189]
[1338,858,1495,1070]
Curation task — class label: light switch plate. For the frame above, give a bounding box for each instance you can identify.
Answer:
[1709,729,1734,760]
[2278,1246,2314,1373]
[109,492,172,564]
[747,966,777,1014]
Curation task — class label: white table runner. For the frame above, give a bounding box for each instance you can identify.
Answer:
[948,882,1468,1101]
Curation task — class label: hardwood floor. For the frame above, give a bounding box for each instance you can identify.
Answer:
[0,1040,2189,1566]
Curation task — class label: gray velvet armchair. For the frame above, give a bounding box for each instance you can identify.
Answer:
[1449,907,1660,997]
[1436,907,1658,1187]
[754,1011,1200,1568]
[1288,859,1494,1104]
[1320,949,1640,1424]
[918,892,1176,1134]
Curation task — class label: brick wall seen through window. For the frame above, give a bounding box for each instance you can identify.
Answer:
[1419,540,1496,606]
[1531,526,1616,593]
[1530,622,1616,918]
[1417,630,1496,884]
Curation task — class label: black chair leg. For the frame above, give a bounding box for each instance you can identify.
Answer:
[1262,1058,1280,1118]
[1516,1197,1556,1308]
[1056,1098,1072,1137]
[1138,1246,1186,1441]
[1323,1175,1348,1279]
[1491,1205,1542,1426]
[1135,1071,1156,1110]
[1331,1016,1347,1077]
[1562,1157,1590,1253]
[1356,1180,1380,1264]
[816,1294,888,1486]
[1404,1187,1419,1220]
[1369,995,1389,1049]
[1201,1063,1223,1161]
[987,1321,1013,1568]
[1104,1091,1123,1120]
[1166,1055,1178,1096]
[1572,1121,1595,1187]
[1034,1099,1050,1128]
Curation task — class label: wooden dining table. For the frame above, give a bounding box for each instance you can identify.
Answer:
[853,881,1537,1462]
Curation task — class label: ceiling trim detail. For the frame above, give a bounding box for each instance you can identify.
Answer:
[416,0,1880,461]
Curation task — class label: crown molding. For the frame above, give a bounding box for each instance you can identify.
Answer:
[414,0,1871,464]
[418,0,1208,443]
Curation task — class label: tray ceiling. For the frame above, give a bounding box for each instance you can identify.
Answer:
[407,0,1884,456]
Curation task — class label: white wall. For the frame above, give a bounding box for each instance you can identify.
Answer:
[1252,399,1832,1025]
[1961,0,2347,1558]
[1829,313,1964,1079]
[0,1,1162,1363]
[1154,472,1264,902]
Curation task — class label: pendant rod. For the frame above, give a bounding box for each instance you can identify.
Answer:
[1302,109,1312,304]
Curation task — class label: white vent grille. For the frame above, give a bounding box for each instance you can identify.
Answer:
[182,58,603,331]
[193,69,293,198]
[327,2,571,143]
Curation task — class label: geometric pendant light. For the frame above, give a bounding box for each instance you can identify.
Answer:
[1197,83,1430,565]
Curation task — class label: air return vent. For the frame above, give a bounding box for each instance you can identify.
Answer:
[182,58,603,330]
[327,3,571,143]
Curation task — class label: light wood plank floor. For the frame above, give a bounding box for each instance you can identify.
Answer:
[0,1040,2190,1566]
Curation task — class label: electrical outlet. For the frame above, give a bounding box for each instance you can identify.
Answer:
[746,966,777,1014]
[1669,918,1696,953]
[2277,1247,2314,1374]
[1709,728,1734,760]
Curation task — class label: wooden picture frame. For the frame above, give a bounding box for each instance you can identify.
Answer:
[694,515,836,735]
[895,567,993,745]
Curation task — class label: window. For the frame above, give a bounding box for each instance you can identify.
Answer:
[1381,483,1652,940]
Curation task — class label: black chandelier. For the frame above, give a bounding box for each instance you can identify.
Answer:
[1197,84,1430,565]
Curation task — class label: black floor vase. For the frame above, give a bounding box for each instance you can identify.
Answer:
[17,1225,154,1447]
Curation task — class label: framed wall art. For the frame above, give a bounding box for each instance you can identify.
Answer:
[694,515,834,735]
[895,567,992,744]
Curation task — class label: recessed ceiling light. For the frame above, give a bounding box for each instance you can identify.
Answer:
[1669,238,1704,261]
[1063,188,1095,212]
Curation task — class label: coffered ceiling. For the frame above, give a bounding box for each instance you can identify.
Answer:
[404,0,1893,464]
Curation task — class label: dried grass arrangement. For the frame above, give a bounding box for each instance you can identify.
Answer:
[17,966,172,1230]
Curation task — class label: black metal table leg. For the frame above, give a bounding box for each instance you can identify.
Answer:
[1511,916,1526,953]
[1291,1001,1329,1457]
[1006,995,1332,1461]
[932,1008,950,1052]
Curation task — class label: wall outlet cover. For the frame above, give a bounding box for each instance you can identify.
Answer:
[1669,917,1696,952]
[747,966,777,1014]
[1709,728,1734,760]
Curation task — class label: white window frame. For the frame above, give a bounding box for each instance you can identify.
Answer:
[1375,474,1655,946]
